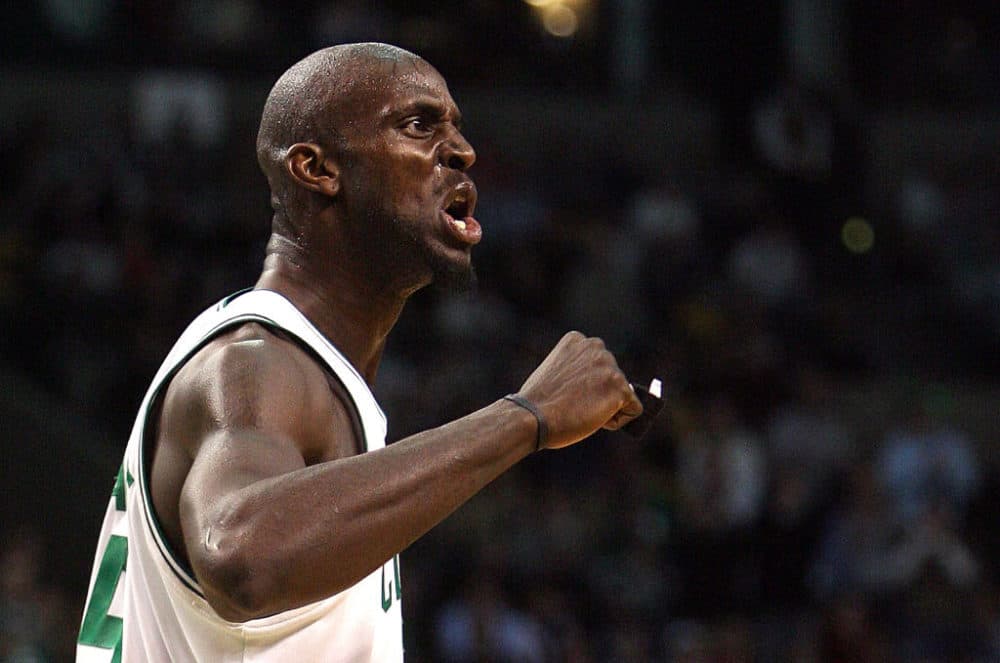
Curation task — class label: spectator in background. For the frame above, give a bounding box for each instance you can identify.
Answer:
[812,458,980,618]
[0,530,75,662]
[767,365,855,482]
[749,82,844,224]
[757,367,851,613]
[751,85,834,184]
[559,216,648,351]
[816,594,891,662]
[762,363,856,598]
[631,181,708,338]
[676,396,767,533]
[883,501,986,659]
[876,392,979,525]
[810,461,899,601]
[673,396,767,616]
[433,572,545,663]
[311,0,391,49]
[727,217,811,311]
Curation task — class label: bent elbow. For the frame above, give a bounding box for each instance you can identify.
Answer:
[194,542,283,622]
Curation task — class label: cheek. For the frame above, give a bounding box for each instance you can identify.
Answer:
[393,162,440,213]
[350,141,440,215]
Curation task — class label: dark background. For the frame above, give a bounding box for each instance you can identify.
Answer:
[1,1,999,660]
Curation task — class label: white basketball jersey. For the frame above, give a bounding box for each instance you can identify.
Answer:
[77,289,404,663]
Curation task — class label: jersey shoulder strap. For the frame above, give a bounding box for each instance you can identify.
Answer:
[210,289,388,449]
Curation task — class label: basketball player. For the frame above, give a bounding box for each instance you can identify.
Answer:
[77,43,643,662]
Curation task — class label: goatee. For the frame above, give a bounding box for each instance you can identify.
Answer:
[428,256,477,294]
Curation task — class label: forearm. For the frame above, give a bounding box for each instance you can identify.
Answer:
[192,397,536,620]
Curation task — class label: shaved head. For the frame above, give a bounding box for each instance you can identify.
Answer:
[254,42,478,295]
[256,43,426,210]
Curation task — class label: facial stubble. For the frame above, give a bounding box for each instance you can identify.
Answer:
[395,215,477,294]
[356,196,477,296]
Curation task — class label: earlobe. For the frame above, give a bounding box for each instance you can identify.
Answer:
[286,143,340,197]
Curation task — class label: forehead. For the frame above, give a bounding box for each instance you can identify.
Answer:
[342,58,458,123]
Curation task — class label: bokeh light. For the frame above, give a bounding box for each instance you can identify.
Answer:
[542,5,579,38]
[524,0,588,39]
[841,217,875,254]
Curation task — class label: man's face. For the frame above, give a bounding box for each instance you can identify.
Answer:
[334,58,481,292]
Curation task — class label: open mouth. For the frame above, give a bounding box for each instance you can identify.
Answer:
[440,182,481,245]
[443,182,477,230]
[445,198,470,229]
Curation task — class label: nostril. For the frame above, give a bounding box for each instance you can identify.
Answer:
[447,154,467,170]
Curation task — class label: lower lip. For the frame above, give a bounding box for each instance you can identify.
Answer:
[441,211,483,246]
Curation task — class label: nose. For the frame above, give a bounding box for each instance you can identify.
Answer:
[440,130,476,171]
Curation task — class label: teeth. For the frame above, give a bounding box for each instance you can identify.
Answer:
[453,219,467,231]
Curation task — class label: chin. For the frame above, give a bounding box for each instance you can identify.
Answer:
[429,254,477,293]
[381,212,478,294]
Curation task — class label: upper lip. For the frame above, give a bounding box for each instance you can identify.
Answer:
[443,180,477,219]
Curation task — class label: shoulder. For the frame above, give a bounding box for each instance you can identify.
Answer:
[160,321,358,462]
[177,321,331,413]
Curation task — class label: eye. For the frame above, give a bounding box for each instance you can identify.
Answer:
[402,117,435,138]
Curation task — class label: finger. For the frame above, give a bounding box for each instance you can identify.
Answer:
[624,384,644,416]
[602,409,639,431]
[601,394,644,431]
[620,381,665,438]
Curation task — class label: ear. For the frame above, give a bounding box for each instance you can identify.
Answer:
[285,143,340,197]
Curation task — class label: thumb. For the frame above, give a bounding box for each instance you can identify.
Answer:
[602,396,644,431]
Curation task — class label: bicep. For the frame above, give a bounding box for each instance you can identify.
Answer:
[164,332,356,580]
[180,427,307,535]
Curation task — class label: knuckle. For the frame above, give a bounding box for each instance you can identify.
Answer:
[613,371,629,391]
[600,368,620,388]
[602,370,627,394]
[598,350,618,369]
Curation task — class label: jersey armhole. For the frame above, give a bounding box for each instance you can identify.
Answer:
[137,317,371,597]
[268,326,368,456]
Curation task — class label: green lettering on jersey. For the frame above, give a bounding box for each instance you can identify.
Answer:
[78,534,127,663]
[381,554,402,612]
[111,463,133,512]
[80,463,132,661]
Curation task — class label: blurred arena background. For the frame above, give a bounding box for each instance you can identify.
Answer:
[1,1,999,660]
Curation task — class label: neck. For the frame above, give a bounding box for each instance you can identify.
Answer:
[254,238,411,385]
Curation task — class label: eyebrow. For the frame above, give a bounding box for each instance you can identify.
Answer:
[391,98,463,129]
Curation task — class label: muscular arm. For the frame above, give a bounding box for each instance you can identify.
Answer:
[154,326,639,622]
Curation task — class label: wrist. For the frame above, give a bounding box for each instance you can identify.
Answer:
[502,394,548,452]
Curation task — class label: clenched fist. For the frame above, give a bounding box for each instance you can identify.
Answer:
[516,331,643,450]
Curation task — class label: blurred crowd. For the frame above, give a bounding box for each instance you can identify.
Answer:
[2,1,999,662]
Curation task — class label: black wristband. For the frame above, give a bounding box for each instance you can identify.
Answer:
[503,394,548,451]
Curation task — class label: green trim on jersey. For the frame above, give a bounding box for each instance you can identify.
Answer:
[219,287,254,310]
